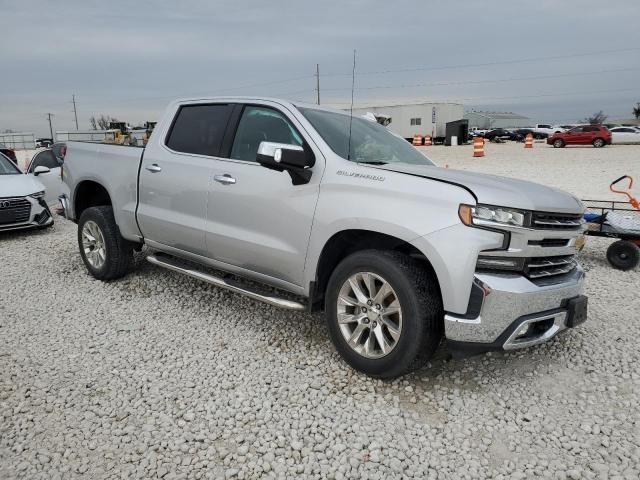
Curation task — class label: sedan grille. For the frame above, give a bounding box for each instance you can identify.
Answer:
[0,197,32,226]
[531,212,583,230]
[524,255,577,279]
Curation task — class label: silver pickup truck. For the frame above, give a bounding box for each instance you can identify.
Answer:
[59,97,588,378]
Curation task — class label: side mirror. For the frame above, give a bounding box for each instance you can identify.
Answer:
[33,166,50,176]
[256,142,314,185]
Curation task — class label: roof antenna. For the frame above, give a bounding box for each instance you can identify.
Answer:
[347,49,356,160]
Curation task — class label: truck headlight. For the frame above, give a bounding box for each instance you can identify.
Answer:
[29,191,45,199]
[459,204,526,228]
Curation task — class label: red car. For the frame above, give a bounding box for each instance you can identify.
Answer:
[547,125,611,148]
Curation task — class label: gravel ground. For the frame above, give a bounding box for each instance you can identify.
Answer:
[1,144,640,479]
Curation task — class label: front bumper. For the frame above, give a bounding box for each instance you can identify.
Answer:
[444,266,586,356]
[0,196,54,232]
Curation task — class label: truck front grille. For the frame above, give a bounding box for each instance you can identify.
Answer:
[524,255,577,279]
[530,212,583,230]
[0,197,31,226]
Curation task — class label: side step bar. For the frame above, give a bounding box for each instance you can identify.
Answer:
[146,254,306,311]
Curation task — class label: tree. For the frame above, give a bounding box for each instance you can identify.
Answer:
[582,110,608,125]
[89,114,116,130]
[633,103,640,120]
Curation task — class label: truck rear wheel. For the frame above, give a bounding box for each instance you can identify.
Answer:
[325,250,443,378]
[78,206,133,280]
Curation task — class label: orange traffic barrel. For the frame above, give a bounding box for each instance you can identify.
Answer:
[412,134,423,146]
[424,134,432,146]
[473,136,484,157]
[524,133,533,148]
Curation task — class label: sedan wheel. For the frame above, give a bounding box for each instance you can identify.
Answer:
[553,139,565,148]
[593,138,605,148]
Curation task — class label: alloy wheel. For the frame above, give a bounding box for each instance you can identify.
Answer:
[336,272,403,359]
[81,220,107,269]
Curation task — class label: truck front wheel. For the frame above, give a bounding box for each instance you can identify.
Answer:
[78,206,133,280]
[325,250,443,378]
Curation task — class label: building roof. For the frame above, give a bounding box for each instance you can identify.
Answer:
[465,111,530,120]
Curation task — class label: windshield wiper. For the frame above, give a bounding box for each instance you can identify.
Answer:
[357,161,388,165]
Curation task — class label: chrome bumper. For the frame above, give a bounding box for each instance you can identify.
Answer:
[445,266,585,350]
[58,194,71,220]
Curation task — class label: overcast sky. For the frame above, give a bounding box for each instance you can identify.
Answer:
[1,0,638,136]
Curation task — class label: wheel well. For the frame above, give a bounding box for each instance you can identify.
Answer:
[310,230,440,312]
[74,181,112,220]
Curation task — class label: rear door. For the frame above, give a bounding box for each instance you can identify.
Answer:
[204,102,323,288]
[27,150,63,205]
[137,103,234,257]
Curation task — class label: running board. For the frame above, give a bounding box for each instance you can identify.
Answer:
[146,254,306,311]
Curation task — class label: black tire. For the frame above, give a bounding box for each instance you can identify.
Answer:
[553,139,565,148]
[77,206,133,280]
[593,138,605,148]
[325,250,443,379]
[606,240,640,271]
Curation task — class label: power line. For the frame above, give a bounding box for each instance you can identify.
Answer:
[323,47,640,77]
[320,67,639,93]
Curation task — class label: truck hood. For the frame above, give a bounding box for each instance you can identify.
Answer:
[0,174,45,198]
[372,163,584,214]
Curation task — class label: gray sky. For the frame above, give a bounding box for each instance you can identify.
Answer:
[1,0,639,136]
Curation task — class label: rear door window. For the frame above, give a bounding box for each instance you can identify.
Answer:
[166,104,233,157]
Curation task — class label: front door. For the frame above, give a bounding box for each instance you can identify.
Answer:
[205,103,323,288]
[137,103,234,257]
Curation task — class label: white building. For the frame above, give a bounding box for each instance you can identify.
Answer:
[463,111,532,129]
[351,102,464,139]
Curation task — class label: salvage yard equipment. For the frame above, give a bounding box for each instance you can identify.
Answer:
[583,175,640,270]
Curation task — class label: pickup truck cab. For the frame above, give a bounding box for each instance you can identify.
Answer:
[59,97,588,378]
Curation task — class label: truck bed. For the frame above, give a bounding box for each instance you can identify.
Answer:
[63,141,144,241]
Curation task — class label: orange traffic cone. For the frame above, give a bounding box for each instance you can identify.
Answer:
[412,134,423,146]
[524,133,533,149]
[473,136,485,157]
[424,134,432,146]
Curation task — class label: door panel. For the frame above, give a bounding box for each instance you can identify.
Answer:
[205,104,322,287]
[137,103,234,256]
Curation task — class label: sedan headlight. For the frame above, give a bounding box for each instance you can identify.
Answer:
[29,191,45,199]
[459,204,526,228]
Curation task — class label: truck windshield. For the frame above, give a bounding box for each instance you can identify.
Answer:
[0,153,20,175]
[299,107,434,166]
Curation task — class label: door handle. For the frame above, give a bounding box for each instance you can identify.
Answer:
[214,174,236,185]
[145,164,162,173]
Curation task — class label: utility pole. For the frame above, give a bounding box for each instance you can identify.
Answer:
[315,64,320,105]
[46,113,54,139]
[72,94,79,130]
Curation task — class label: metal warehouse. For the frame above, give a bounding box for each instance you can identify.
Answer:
[463,111,532,129]
[351,102,464,140]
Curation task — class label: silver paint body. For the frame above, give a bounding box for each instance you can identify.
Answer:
[61,97,585,346]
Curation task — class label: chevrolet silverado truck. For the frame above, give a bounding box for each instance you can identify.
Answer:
[59,97,588,378]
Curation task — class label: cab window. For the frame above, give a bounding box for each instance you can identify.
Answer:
[166,104,233,157]
[230,106,303,162]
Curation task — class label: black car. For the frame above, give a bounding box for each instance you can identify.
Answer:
[513,128,547,140]
[482,128,521,141]
[0,143,18,164]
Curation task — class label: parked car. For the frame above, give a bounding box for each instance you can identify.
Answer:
[512,128,544,141]
[35,138,53,148]
[0,152,54,231]
[547,125,611,148]
[609,126,640,144]
[551,124,573,133]
[483,128,521,141]
[26,148,66,205]
[59,97,588,378]
[532,124,557,138]
[0,143,18,165]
